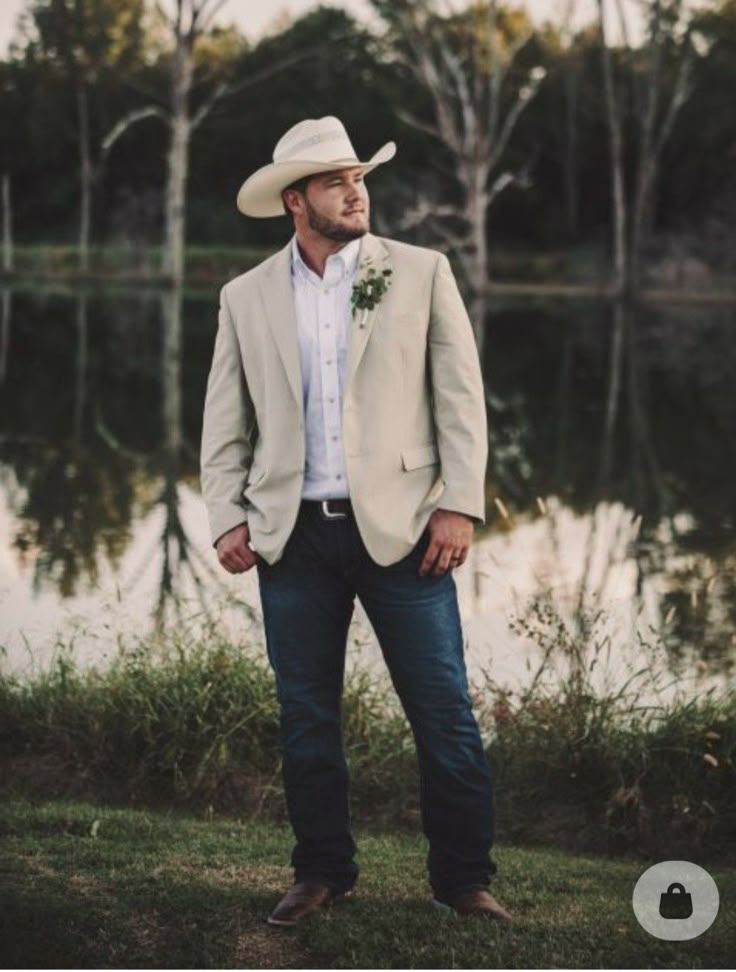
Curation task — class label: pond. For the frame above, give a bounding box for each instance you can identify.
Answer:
[1,281,734,703]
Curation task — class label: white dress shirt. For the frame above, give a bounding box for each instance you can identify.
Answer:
[290,233,361,500]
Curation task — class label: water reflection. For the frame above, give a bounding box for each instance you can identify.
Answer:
[0,282,734,695]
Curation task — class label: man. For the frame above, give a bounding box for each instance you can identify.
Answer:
[200,116,511,926]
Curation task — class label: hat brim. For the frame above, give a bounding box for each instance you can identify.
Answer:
[236,140,396,218]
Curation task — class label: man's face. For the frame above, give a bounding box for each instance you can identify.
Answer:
[295,167,370,242]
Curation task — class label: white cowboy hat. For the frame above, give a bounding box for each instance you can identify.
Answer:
[236,115,396,218]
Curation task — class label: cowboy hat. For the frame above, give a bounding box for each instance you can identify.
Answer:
[236,115,396,218]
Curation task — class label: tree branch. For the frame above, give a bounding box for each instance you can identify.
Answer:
[197,0,230,35]
[395,106,443,142]
[99,106,169,169]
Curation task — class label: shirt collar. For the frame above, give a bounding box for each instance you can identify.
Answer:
[290,234,361,286]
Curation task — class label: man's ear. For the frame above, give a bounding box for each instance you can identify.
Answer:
[282,189,300,217]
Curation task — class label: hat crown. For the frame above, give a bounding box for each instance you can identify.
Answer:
[273,116,359,166]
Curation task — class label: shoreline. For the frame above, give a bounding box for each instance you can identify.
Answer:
[2,268,736,303]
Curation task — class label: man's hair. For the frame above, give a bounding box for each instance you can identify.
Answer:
[282,174,314,216]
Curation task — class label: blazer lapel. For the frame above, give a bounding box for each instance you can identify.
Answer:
[345,233,392,391]
[257,232,393,411]
[258,239,304,413]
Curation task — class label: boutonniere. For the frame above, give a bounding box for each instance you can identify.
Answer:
[351,264,393,328]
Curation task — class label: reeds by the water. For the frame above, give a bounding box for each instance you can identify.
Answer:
[1,595,734,861]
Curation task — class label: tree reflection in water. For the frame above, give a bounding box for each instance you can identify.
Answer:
[0,285,734,687]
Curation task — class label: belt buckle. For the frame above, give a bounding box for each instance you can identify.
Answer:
[320,500,347,520]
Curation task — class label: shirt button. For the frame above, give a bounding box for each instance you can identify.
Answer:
[328,397,335,403]
[332,435,338,441]
[326,358,332,365]
[336,474,342,480]
[324,323,330,329]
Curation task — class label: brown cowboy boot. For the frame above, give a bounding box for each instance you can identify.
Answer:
[267,879,351,927]
[432,888,513,921]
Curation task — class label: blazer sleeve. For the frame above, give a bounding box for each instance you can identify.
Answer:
[200,284,258,548]
[428,253,488,525]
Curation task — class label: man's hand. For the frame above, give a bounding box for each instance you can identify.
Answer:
[216,522,259,573]
[419,508,474,577]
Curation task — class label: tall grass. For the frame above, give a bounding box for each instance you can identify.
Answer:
[1,593,734,860]
[6,244,272,280]
[0,625,417,820]
[477,589,736,858]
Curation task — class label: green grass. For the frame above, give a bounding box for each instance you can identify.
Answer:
[4,243,273,282]
[2,603,735,863]
[1,796,734,968]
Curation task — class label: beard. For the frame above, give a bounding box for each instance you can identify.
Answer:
[305,196,368,242]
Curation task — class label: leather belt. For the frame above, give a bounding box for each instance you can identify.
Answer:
[303,498,353,520]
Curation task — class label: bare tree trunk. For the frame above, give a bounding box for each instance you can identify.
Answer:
[630,155,658,292]
[1,172,12,272]
[77,84,92,274]
[597,300,625,492]
[597,0,627,296]
[153,0,329,284]
[73,294,88,444]
[563,67,579,238]
[383,0,546,351]
[0,287,10,387]
[163,32,194,282]
[599,0,698,296]
[465,163,490,352]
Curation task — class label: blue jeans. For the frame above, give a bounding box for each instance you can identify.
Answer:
[255,501,496,899]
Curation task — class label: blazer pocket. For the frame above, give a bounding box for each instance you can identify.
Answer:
[401,442,440,471]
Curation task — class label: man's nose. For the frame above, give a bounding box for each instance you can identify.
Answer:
[346,181,364,203]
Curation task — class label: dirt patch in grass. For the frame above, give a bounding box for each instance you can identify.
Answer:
[234,924,308,969]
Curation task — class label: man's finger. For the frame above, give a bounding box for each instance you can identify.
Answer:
[223,548,249,572]
[432,545,455,576]
[418,540,441,577]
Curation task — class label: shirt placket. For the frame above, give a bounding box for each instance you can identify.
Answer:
[318,257,344,489]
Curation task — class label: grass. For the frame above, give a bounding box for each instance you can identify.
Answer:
[5,243,735,300]
[1,595,735,863]
[1,795,734,969]
[2,244,273,284]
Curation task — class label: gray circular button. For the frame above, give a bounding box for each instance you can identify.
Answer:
[632,861,719,940]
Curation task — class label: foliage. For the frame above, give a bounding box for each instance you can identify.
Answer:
[0,0,733,256]
[1,600,735,857]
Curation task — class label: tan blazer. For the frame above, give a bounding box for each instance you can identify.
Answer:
[200,232,487,566]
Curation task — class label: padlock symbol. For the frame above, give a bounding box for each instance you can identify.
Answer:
[659,882,693,919]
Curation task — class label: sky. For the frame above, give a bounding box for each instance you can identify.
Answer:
[0,0,643,57]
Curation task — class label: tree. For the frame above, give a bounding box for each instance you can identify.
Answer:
[370,0,548,350]
[145,0,338,281]
[597,0,710,294]
[16,0,155,271]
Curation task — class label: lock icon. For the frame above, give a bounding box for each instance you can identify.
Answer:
[659,882,693,919]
